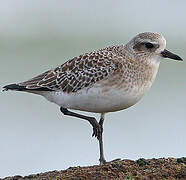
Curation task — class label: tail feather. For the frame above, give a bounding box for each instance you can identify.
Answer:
[2,83,52,92]
[3,84,27,91]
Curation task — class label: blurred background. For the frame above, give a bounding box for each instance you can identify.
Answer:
[0,0,186,178]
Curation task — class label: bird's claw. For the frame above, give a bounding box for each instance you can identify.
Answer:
[92,125,102,140]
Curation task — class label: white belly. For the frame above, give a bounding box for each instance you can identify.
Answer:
[42,84,151,113]
[38,56,160,113]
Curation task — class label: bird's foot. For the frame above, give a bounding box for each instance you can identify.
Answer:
[90,119,102,140]
[99,158,107,165]
[99,158,121,165]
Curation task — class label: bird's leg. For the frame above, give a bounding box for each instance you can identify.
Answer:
[98,113,106,165]
[60,107,101,139]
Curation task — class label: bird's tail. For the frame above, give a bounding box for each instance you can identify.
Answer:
[2,83,53,92]
[2,84,28,92]
[3,70,54,92]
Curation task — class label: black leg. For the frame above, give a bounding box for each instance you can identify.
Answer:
[98,113,106,165]
[60,107,101,139]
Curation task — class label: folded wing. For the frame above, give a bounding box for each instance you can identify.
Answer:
[4,48,120,93]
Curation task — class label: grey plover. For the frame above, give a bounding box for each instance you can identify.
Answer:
[3,32,182,165]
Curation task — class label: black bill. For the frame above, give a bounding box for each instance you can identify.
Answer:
[161,49,183,61]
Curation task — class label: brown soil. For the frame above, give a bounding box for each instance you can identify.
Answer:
[2,157,186,180]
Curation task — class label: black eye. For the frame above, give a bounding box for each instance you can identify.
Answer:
[145,42,154,49]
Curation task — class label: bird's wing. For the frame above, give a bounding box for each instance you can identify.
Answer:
[18,49,120,93]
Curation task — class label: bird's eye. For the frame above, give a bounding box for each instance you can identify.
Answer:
[145,42,154,49]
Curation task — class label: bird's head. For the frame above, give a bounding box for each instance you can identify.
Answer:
[127,32,183,63]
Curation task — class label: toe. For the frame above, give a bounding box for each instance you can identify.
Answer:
[92,125,102,140]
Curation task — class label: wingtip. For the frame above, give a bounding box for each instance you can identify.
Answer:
[2,83,54,92]
[2,87,8,92]
[2,84,11,92]
[2,84,25,91]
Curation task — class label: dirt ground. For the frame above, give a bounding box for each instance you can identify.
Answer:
[2,157,186,180]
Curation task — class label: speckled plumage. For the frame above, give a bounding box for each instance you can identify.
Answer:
[11,33,162,112]
[3,32,182,165]
[3,32,167,112]
[18,46,120,93]
[17,42,157,96]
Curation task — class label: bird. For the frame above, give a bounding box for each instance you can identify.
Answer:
[3,32,183,165]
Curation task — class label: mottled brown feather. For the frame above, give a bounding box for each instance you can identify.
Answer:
[18,46,123,93]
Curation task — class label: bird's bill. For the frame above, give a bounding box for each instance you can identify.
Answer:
[161,49,183,61]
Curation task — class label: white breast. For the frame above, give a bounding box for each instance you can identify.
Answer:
[42,82,150,113]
